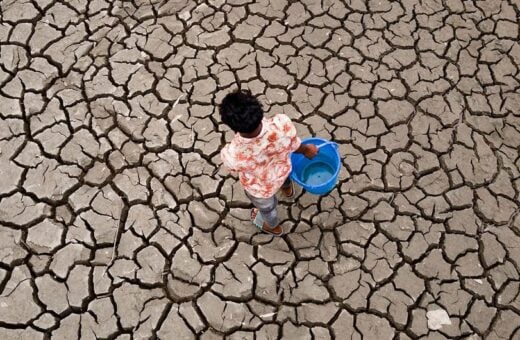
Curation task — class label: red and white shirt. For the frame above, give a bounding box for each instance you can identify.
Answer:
[221,114,301,198]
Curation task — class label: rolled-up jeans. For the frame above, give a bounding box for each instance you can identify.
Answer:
[245,177,291,228]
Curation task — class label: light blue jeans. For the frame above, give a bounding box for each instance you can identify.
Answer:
[245,177,291,227]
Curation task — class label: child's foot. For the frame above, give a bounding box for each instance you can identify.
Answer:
[251,209,283,236]
[280,181,295,199]
[261,222,283,236]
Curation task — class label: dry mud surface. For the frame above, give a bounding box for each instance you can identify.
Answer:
[0,0,519,339]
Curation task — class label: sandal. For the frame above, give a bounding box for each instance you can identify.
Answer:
[251,209,283,236]
[280,180,295,199]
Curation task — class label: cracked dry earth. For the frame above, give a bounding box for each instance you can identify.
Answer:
[0,0,519,339]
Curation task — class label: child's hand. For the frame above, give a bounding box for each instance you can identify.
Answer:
[303,144,318,159]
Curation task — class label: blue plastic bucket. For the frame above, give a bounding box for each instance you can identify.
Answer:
[290,137,341,195]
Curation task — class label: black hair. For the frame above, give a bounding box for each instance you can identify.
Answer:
[219,89,263,133]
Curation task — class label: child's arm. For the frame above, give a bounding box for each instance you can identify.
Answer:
[277,114,319,160]
[220,144,241,174]
[294,144,318,159]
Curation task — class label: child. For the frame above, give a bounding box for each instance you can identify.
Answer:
[219,90,318,236]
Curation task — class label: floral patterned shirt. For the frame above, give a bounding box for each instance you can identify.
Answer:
[221,114,301,198]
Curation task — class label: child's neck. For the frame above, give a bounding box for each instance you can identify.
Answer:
[240,123,262,139]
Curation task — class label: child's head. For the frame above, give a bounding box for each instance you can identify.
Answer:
[219,89,263,134]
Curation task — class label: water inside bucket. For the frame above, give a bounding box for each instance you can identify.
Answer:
[298,151,337,187]
[302,161,335,186]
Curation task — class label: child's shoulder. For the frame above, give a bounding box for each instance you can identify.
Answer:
[271,113,291,122]
[270,113,292,126]
[269,113,297,136]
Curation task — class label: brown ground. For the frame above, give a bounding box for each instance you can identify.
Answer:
[0,0,519,339]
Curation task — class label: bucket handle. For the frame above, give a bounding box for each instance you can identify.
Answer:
[316,141,338,150]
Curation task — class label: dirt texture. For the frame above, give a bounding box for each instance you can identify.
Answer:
[0,0,519,339]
